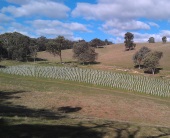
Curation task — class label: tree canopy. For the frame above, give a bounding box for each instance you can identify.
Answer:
[162,36,167,43]
[46,36,67,63]
[143,51,163,74]
[0,32,31,61]
[148,37,155,43]
[124,32,135,50]
[133,46,151,69]
[73,41,98,64]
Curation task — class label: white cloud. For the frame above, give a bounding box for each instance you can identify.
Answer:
[2,1,70,18]
[0,13,13,22]
[160,30,170,37]
[148,22,159,28]
[72,0,170,20]
[6,0,64,5]
[102,19,150,31]
[30,19,90,40]
[31,19,90,32]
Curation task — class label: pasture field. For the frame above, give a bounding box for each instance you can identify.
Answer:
[0,42,170,137]
[37,42,170,77]
[0,73,170,138]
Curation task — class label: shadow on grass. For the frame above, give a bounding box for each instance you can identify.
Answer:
[0,90,104,137]
[0,90,170,138]
[134,65,145,69]
[58,106,82,113]
[144,68,163,74]
[80,61,101,65]
[0,90,64,119]
[0,118,104,138]
[0,65,6,68]
[26,57,47,62]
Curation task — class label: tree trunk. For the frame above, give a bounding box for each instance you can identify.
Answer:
[152,68,155,75]
[139,64,141,69]
[34,55,36,63]
[59,52,62,64]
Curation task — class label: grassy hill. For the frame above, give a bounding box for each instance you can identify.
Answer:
[37,42,170,76]
[0,42,170,137]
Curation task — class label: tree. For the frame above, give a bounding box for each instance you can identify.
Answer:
[124,32,135,50]
[36,36,48,51]
[0,32,31,61]
[89,38,105,48]
[148,37,155,43]
[162,36,167,43]
[73,41,98,64]
[143,51,163,74]
[133,46,151,69]
[0,40,4,61]
[46,36,65,64]
[29,45,39,62]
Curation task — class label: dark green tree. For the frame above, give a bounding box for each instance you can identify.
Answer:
[148,37,155,43]
[0,32,31,61]
[133,46,151,69]
[46,36,65,63]
[143,51,163,74]
[73,41,98,64]
[0,40,4,61]
[124,32,135,50]
[162,36,167,43]
[89,38,105,48]
[37,36,48,51]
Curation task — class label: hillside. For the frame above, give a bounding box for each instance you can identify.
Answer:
[37,42,170,74]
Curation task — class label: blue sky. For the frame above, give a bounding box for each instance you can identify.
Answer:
[0,0,170,43]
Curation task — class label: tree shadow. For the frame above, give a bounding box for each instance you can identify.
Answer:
[149,127,170,138]
[58,106,82,113]
[0,65,6,68]
[144,68,163,74]
[96,46,104,48]
[25,57,47,62]
[134,65,145,69]
[0,90,104,137]
[1,90,169,138]
[0,90,64,120]
[89,122,141,138]
[0,118,104,138]
[80,61,101,65]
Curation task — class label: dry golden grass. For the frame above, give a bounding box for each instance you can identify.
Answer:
[37,42,170,71]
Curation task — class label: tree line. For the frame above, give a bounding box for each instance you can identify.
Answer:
[0,32,112,63]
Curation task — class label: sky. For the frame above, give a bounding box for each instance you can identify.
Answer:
[0,0,170,43]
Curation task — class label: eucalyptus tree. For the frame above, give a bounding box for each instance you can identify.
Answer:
[0,32,31,61]
[133,46,151,69]
[143,51,163,74]
[46,36,65,63]
[162,36,167,43]
[124,32,135,50]
[37,36,48,51]
[89,38,105,48]
[73,41,98,64]
[148,37,155,43]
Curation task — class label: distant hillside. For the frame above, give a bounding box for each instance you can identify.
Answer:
[37,42,170,71]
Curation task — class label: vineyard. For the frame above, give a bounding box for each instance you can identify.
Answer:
[0,65,170,97]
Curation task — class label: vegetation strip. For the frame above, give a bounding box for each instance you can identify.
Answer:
[1,73,170,104]
[0,65,170,98]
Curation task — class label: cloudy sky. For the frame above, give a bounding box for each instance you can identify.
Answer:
[0,0,170,43]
